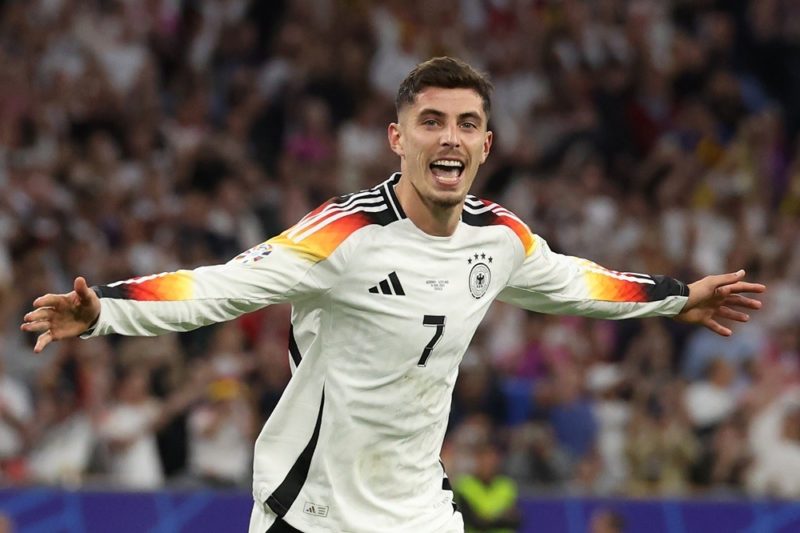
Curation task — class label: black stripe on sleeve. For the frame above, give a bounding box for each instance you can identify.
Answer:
[288,326,302,367]
[93,284,130,299]
[649,275,690,300]
[266,388,325,518]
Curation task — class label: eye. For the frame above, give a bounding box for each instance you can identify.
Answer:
[461,122,477,129]
[423,119,439,127]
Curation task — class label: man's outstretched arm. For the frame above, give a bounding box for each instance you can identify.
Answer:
[20,197,370,353]
[20,247,334,353]
[499,232,765,336]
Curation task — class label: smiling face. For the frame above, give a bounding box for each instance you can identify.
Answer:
[389,86,493,220]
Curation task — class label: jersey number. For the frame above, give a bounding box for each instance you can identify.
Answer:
[418,315,446,367]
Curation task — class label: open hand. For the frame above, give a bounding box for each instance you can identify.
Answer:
[20,277,101,353]
[675,270,766,336]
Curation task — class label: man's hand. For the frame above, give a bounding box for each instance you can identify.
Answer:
[675,270,766,336]
[20,277,101,353]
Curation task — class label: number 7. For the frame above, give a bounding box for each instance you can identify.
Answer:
[418,315,446,367]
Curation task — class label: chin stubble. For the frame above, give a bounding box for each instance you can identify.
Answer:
[413,181,464,209]
[429,196,463,209]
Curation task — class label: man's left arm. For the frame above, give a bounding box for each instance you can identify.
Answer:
[498,234,764,334]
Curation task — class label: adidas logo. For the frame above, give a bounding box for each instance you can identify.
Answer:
[303,501,329,517]
[368,271,405,296]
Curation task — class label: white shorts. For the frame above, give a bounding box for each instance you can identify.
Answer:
[247,501,464,533]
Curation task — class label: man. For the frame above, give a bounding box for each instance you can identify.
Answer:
[21,57,764,532]
[454,441,520,532]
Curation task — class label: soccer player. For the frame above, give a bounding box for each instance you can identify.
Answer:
[21,57,765,533]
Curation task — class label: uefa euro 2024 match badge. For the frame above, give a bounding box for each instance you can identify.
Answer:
[234,243,274,264]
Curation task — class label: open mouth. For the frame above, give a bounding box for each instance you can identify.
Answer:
[429,159,465,185]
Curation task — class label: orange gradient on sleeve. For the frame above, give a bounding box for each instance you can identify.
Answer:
[497,215,535,257]
[124,271,195,301]
[269,211,371,262]
[584,270,649,302]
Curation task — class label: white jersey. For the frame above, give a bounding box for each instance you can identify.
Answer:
[85,173,688,532]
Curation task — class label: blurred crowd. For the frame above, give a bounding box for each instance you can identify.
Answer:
[1,0,799,510]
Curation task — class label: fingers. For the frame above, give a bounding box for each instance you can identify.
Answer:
[22,307,54,324]
[20,307,54,336]
[74,276,93,302]
[715,282,766,300]
[33,330,53,353]
[710,269,747,288]
[710,271,766,291]
[20,319,51,334]
[722,281,766,294]
[715,305,749,323]
[724,294,763,310]
[704,318,732,337]
[32,293,63,309]
[23,283,95,354]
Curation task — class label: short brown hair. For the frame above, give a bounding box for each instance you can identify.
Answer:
[395,57,493,119]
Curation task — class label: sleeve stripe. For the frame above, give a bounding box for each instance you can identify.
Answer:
[464,202,527,226]
[287,193,383,239]
[291,205,387,243]
[98,271,194,301]
[583,265,656,285]
[578,262,658,284]
[495,211,526,225]
[463,202,496,215]
[268,210,372,262]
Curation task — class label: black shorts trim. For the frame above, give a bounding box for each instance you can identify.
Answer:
[265,517,304,533]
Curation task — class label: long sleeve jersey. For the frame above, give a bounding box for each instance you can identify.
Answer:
[85,173,688,532]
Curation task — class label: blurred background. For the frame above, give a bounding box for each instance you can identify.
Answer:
[1,0,799,531]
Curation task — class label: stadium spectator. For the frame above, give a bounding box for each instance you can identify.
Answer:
[625,384,699,496]
[747,387,800,497]
[0,352,32,483]
[538,361,598,469]
[97,365,165,489]
[26,345,95,486]
[455,441,521,533]
[684,357,738,432]
[587,363,630,494]
[505,421,570,489]
[186,377,254,487]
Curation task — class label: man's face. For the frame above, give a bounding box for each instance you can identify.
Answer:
[388,87,492,208]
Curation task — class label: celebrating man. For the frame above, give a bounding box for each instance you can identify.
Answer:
[22,57,764,533]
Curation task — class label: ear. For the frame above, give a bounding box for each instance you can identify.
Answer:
[388,122,404,158]
[480,130,493,164]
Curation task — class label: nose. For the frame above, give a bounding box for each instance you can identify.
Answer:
[440,123,460,147]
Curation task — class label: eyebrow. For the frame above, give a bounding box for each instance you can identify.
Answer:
[418,108,484,125]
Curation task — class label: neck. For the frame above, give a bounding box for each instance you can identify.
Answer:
[394,175,462,237]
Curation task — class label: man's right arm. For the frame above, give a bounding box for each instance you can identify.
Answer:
[22,197,368,351]
[85,241,328,338]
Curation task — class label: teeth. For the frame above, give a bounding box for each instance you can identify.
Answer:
[432,160,463,168]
